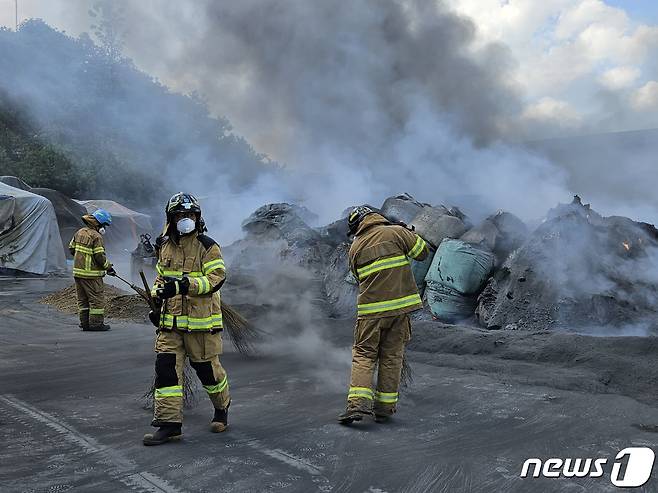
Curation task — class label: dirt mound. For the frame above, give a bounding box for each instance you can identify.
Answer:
[40,284,149,321]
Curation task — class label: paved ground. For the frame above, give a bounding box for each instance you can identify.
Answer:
[1,277,658,492]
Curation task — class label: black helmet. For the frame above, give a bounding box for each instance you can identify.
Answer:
[166,192,201,215]
[347,205,376,235]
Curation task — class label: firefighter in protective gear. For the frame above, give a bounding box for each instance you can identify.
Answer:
[143,192,230,446]
[69,209,115,331]
[339,206,429,424]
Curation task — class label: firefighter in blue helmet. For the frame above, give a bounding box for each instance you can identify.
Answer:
[68,208,116,331]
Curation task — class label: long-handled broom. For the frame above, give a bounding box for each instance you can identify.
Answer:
[111,270,262,409]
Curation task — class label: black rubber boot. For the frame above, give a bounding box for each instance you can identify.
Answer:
[210,401,230,433]
[79,311,89,330]
[143,423,182,446]
[374,414,391,424]
[85,324,111,331]
[338,408,373,425]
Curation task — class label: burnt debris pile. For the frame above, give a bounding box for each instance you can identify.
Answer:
[476,196,658,333]
[231,194,658,334]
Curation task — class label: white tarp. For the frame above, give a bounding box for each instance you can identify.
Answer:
[0,182,66,275]
[76,199,153,250]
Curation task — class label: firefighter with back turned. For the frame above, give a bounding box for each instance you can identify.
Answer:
[339,206,428,424]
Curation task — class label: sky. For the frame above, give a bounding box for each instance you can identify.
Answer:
[1,0,658,151]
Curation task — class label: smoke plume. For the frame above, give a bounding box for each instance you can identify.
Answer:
[116,0,572,227]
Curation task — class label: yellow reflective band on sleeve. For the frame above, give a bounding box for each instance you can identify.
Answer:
[73,268,106,278]
[356,255,409,280]
[92,246,105,254]
[103,261,110,269]
[408,236,427,259]
[89,308,105,315]
[155,386,183,399]
[195,276,211,295]
[203,376,228,394]
[375,391,399,404]
[357,293,422,316]
[202,259,225,274]
[347,386,374,400]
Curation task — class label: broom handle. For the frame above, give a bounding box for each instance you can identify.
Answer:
[139,270,157,312]
[112,272,155,311]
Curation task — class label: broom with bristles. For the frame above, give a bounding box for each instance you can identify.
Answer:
[221,302,262,356]
[139,302,262,410]
[128,270,262,409]
[400,353,414,389]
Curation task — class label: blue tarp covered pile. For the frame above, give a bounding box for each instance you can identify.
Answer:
[425,239,494,322]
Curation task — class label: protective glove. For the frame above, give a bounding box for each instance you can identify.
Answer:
[148,310,160,327]
[157,277,190,299]
[106,266,117,276]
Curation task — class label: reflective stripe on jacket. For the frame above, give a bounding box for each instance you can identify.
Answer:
[69,218,111,278]
[153,232,226,331]
[349,213,428,318]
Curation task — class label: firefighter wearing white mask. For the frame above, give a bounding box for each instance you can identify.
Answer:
[143,192,230,446]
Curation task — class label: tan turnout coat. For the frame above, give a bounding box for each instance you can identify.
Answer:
[152,231,226,331]
[349,213,429,319]
[69,215,111,278]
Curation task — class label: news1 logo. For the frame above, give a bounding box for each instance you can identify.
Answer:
[520,447,655,487]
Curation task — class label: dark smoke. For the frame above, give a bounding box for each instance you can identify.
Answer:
[98,0,570,228]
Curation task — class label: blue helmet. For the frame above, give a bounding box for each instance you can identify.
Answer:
[92,208,112,226]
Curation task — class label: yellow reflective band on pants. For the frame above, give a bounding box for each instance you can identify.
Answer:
[161,313,223,330]
[356,255,409,280]
[89,308,104,315]
[155,385,183,399]
[357,293,422,316]
[408,236,427,259]
[203,376,228,394]
[348,386,374,400]
[375,391,399,404]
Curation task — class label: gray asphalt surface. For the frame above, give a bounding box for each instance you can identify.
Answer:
[1,277,658,492]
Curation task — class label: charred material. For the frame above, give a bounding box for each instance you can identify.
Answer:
[476,197,658,333]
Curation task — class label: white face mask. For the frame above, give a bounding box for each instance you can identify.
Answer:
[176,218,196,235]
[99,227,106,235]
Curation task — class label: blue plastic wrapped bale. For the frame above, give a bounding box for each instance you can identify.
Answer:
[425,281,476,321]
[425,239,494,295]
[410,243,436,295]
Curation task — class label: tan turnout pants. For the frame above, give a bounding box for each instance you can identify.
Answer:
[74,277,105,327]
[347,313,411,416]
[153,329,230,425]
